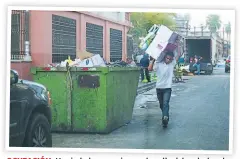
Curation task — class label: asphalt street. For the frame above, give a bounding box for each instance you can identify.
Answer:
[52,67,230,150]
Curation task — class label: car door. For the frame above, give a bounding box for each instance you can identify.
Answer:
[9,82,29,146]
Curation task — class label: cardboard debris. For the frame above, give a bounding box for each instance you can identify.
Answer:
[90,54,106,67]
[77,50,94,60]
[65,54,106,67]
[180,65,190,72]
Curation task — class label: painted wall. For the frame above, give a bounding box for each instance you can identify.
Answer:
[30,11,81,67]
[11,62,32,80]
[11,11,131,80]
[30,11,130,66]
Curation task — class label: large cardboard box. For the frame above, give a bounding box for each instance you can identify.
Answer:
[90,54,106,67]
[145,25,179,60]
[73,54,106,67]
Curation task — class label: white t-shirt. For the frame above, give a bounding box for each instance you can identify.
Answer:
[154,59,176,89]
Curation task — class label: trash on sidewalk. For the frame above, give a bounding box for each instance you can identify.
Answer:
[173,65,183,83]
[179,65,194,76]
[180,65,190,72]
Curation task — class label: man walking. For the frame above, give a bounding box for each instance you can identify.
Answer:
[148,51,180,128]
[140,53,151,82]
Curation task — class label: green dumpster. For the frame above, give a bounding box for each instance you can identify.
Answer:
[31,67,140,133]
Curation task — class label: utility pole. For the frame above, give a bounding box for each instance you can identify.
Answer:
[223,27,225,57]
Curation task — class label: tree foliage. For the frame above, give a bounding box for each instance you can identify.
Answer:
[225,22,231,41]
[225,22,231,34]
[206,14,221,33]
[129,12,177,42]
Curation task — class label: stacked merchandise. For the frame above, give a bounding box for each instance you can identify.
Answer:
[139,24,181,61]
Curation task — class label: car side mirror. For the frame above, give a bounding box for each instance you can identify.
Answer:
[10,70,19,85]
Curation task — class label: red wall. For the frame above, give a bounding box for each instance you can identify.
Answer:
[30,11,130,65]
[30,11,81,67]
[11,62,33,80]
[11,11,131,80]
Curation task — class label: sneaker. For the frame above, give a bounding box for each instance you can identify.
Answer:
[162,116,169,127]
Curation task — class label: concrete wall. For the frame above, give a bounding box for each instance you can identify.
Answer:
[90,12,126,22]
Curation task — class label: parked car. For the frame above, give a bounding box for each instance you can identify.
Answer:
[10,70,52,147]
[225,55,231,73]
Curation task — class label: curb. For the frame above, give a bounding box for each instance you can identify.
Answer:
[137,82,156,95]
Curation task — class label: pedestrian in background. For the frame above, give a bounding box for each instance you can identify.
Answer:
[193,55,202,75]
[136,53,143,67]
[148,51,180,128]
[140,53,151,82]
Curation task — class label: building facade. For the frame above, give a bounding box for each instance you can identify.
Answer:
[11,10,132,80]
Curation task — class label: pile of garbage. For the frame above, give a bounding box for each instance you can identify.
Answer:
[59,50,107,67]
[48,50,137,68]
[107,59,137,67]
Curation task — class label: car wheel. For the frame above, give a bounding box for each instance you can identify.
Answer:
[24,113,52,147]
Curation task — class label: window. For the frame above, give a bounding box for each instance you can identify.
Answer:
[11,13,20,59]
[127,35,133,59]
[110,28,122,62]
[86,23,103,56]
[52,15,76,63]
[11,10,29,60]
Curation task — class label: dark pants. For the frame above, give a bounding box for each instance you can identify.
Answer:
[156,88,172,119]
[140,68,150,82]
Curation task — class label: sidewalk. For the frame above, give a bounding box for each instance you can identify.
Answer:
[137,72,157,94]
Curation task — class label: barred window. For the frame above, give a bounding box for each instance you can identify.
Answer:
[52,15,76,63]
[11,10,29,60]
[110,28,122,62]
[86,23,103,56]
[127,35,133,59]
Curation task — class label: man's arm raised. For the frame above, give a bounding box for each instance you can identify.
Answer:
[148,58,155,71]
